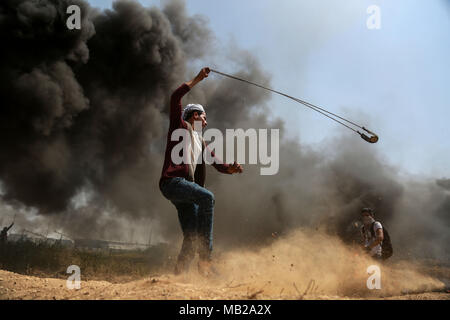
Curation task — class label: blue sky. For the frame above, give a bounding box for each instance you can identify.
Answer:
[90,0,450,178]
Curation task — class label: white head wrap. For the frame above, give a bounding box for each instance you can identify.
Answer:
[182,103,205,120]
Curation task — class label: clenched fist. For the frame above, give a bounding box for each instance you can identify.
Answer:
[227,161,243,174]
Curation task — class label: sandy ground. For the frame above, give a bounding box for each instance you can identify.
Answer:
[0,269,449,300]
[1,231,449,300]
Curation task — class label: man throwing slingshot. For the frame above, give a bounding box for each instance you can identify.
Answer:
[159,67,243,276]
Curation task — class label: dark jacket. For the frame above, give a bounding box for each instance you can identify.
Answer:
[159,83,230,189]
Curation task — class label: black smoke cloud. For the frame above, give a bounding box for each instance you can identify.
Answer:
[0,0,94,212]
[0,0,448,260]
[0,0,193,215]
[0,0,275,240]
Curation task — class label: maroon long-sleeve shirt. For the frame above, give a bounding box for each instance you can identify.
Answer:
[159,83,230,189]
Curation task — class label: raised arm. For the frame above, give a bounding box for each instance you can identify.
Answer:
[7,222,14,231]
[169,67,210,129]
[185,67,210,89]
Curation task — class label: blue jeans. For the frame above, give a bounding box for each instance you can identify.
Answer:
[160,177,215,264]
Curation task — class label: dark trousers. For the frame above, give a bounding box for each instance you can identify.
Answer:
[161,177,215,265]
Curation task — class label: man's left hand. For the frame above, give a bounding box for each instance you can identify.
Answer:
[227,161,243,174]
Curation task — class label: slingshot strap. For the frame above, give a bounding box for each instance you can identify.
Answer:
[210,69,379,144]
